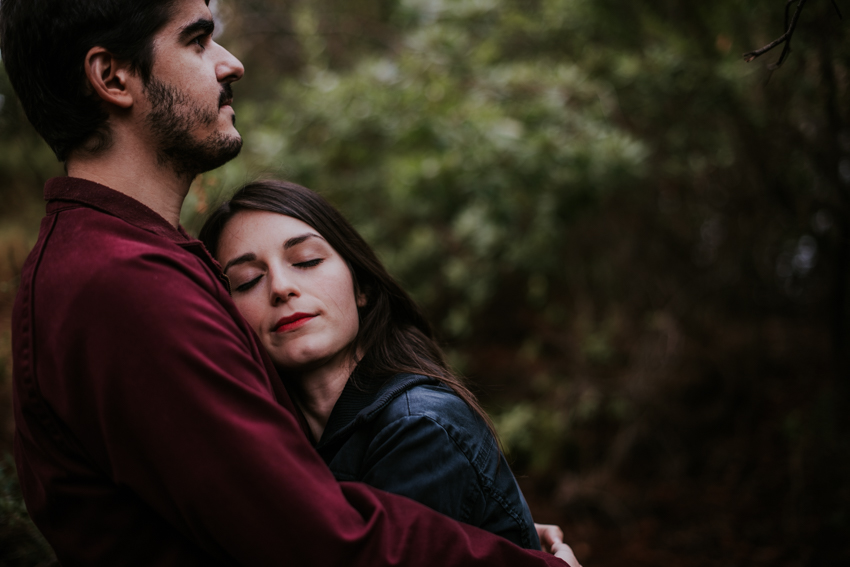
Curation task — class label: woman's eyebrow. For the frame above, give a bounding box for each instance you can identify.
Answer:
[284,233,323,249]
[223,252,255,274]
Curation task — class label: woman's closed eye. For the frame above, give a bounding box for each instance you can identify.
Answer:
[293,258,323,268]
[234,274,262,293]
[231,258,322,292]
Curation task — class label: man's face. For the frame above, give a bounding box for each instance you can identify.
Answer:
[142,0,244,177]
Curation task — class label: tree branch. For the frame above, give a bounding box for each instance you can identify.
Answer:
[743,0,808,67]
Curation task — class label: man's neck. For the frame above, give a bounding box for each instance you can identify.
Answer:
[66,141,192,228]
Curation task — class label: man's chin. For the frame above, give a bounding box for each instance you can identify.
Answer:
[224,136,243,162]
[204,135,243,172]
[160,134,243,177]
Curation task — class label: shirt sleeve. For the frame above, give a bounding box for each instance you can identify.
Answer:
[49,250,563,567]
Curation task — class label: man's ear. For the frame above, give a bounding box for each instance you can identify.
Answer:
[84,47,136,109]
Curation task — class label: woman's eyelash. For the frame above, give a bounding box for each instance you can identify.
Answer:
[235,275,261,292]
[232,259,322,291]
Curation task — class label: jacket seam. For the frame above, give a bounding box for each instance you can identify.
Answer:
[406,413,532,545]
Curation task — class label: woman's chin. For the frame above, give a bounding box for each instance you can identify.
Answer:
[273,354,330,374]
[272,348,355,378]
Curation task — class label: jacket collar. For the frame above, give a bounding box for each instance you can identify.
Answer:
[318,372,436,447]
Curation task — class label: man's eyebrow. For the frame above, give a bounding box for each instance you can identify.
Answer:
[223,252,255,274]
[284,233,323,250]
[178,18,214,42]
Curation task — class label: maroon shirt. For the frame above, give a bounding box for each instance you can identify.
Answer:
[12,177,564,566]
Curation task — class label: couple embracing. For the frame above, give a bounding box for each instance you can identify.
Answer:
[1,0,579,565]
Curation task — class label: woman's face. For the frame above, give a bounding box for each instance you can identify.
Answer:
[217,210,364,373]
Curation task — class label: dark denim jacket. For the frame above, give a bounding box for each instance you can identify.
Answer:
[316,373,541,550]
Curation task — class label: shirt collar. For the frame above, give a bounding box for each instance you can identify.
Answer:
[44,176,190,242]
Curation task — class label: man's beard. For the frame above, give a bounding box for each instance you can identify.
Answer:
[144,79,242,178]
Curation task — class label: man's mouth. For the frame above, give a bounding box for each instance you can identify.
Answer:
[219,83,234,108]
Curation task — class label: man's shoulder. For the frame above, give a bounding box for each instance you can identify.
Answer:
[38,206,207,282]
[26,206,223,321]
[48,204,182,260]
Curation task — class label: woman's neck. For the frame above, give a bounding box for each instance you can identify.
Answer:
[289,354,355,443]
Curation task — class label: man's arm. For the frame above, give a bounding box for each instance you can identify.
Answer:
[52,251,564,566]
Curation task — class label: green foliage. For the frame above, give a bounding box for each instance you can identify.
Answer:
[0,456,56,566]
[187,0,648,340]
[0,64,62,204]
[494,402,567,472]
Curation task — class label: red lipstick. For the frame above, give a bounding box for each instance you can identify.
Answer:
[272,313,315,333]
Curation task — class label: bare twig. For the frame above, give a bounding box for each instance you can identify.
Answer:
[785,0,796,30]
[742,32,789,62]
[743,0,808,67]
[771,0,803,68]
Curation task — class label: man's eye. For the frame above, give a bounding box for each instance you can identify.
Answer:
[235,275,261,292]
[294,259,323,268]
[191,35,208,48]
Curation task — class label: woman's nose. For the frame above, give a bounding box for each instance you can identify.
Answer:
[269,270,299,304]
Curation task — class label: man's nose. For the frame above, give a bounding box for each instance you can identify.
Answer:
[215,42,244,84]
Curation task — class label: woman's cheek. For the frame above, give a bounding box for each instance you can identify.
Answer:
[234,298,263,336]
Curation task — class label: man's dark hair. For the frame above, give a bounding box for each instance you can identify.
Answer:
[0,0,187,161]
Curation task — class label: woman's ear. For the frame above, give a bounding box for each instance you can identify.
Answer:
[84,46,136,109]
[356,291,368,308]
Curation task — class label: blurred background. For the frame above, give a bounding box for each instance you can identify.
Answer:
[1,0,849,564]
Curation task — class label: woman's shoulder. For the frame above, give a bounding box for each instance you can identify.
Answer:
[376,377,494,450]
[378,375,467,415]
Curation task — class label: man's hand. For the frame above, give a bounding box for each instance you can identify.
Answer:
[535,523,582,567]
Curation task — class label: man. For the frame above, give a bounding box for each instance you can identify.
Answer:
[0,0,575,564]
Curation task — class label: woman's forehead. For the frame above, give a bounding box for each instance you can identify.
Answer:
[219,210,325,255]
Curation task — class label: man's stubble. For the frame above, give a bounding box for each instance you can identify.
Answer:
[145,78,242,179]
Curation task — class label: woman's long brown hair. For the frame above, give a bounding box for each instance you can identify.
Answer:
[199,179,497,439]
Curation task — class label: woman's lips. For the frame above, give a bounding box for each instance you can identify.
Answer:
[273,313,316,333]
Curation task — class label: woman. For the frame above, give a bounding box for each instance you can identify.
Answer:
[199,179,541,549]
